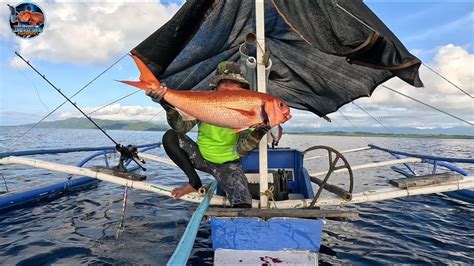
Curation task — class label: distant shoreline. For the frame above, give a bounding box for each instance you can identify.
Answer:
[3,125,472,140]
[286,131,474,140]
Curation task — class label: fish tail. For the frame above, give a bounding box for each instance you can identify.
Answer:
[117,54,161,91]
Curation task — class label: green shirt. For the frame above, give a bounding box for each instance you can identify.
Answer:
[196,122,239,164]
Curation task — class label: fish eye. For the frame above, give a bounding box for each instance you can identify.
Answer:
[279,102,284,108]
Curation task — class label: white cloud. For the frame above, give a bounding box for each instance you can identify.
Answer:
[353,44,474,128]
[2,2,472,131]
[276,45,474,130]
[59,103,167,122]
[2,1,181,65]
[285,109,323,128]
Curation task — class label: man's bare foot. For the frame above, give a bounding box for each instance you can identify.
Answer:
[171,184,197,199]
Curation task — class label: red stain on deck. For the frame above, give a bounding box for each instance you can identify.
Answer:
[259,256,283,264]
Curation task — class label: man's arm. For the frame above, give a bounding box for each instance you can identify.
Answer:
[236,127,269,157]
[165,107,197,133]
[146,86,197,133]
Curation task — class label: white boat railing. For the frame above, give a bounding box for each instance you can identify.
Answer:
[2,156,473,208]
[304,146,372,161]
[310,158,422,177]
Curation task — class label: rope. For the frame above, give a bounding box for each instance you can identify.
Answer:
[336,0,473,101]
[337,110,372,143]
[260,185,277,208]
[382,85,473,126]
[323,115,371,145]
[422,63,473,99]
[335,0,376,32]
[352,102,395,134]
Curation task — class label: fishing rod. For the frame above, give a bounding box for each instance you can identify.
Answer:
[15,51,146,172]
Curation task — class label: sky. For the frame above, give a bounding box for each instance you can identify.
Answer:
[0,0,473,134]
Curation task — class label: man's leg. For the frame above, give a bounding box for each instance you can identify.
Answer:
[162,130,201,198]
[177,134,252,207]
[214,162,252,208]
[166,131,252,207]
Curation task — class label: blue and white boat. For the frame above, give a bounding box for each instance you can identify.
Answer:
[1,0,472,265]
[1,142,472,264]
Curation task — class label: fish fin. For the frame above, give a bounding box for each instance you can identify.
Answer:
[117,80,150,91]
[259,105,269,126]
[117,54,161,91]
[176,108,196,121]
[130,54,160,86]
[230,127,249,134]
[225,107,258,117]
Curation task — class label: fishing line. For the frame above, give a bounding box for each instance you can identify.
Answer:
[382,85,473,126]
[422,63,473,99]
[10,88,137,151]
[5,117,60,154]
[90,88,170,142]
[87,90,140,116]
[12,60,50,112]
[122,109,166,142]
[351,102,395,134]
[42,53,129,119]
[12,53,129,147]
[14,52,146,171]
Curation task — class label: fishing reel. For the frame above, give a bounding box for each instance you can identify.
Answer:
[114,144,146,173]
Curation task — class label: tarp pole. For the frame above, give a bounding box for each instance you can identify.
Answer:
[256,0,268,208]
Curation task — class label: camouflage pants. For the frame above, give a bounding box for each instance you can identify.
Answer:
[177,134,252,206]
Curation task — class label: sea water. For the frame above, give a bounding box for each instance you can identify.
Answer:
[0,127,473,264]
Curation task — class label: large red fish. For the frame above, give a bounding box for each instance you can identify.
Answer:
[119,55,291,132]
[17,11,44,26]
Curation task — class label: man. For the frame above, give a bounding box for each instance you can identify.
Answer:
[146,62,268,208]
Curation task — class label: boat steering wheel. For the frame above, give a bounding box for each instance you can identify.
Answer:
[303,145,354,208]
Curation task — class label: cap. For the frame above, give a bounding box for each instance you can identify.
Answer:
[210,61,249,87]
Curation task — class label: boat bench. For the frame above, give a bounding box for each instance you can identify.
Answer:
[389,172,463,188]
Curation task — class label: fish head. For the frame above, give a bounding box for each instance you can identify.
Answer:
[264,98,292,127]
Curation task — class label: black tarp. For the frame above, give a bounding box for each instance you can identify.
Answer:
[132,0,423,117]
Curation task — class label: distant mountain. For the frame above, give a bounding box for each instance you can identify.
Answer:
[285,126,474,138]
[5,118,472,138]
[18,117,170,131]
